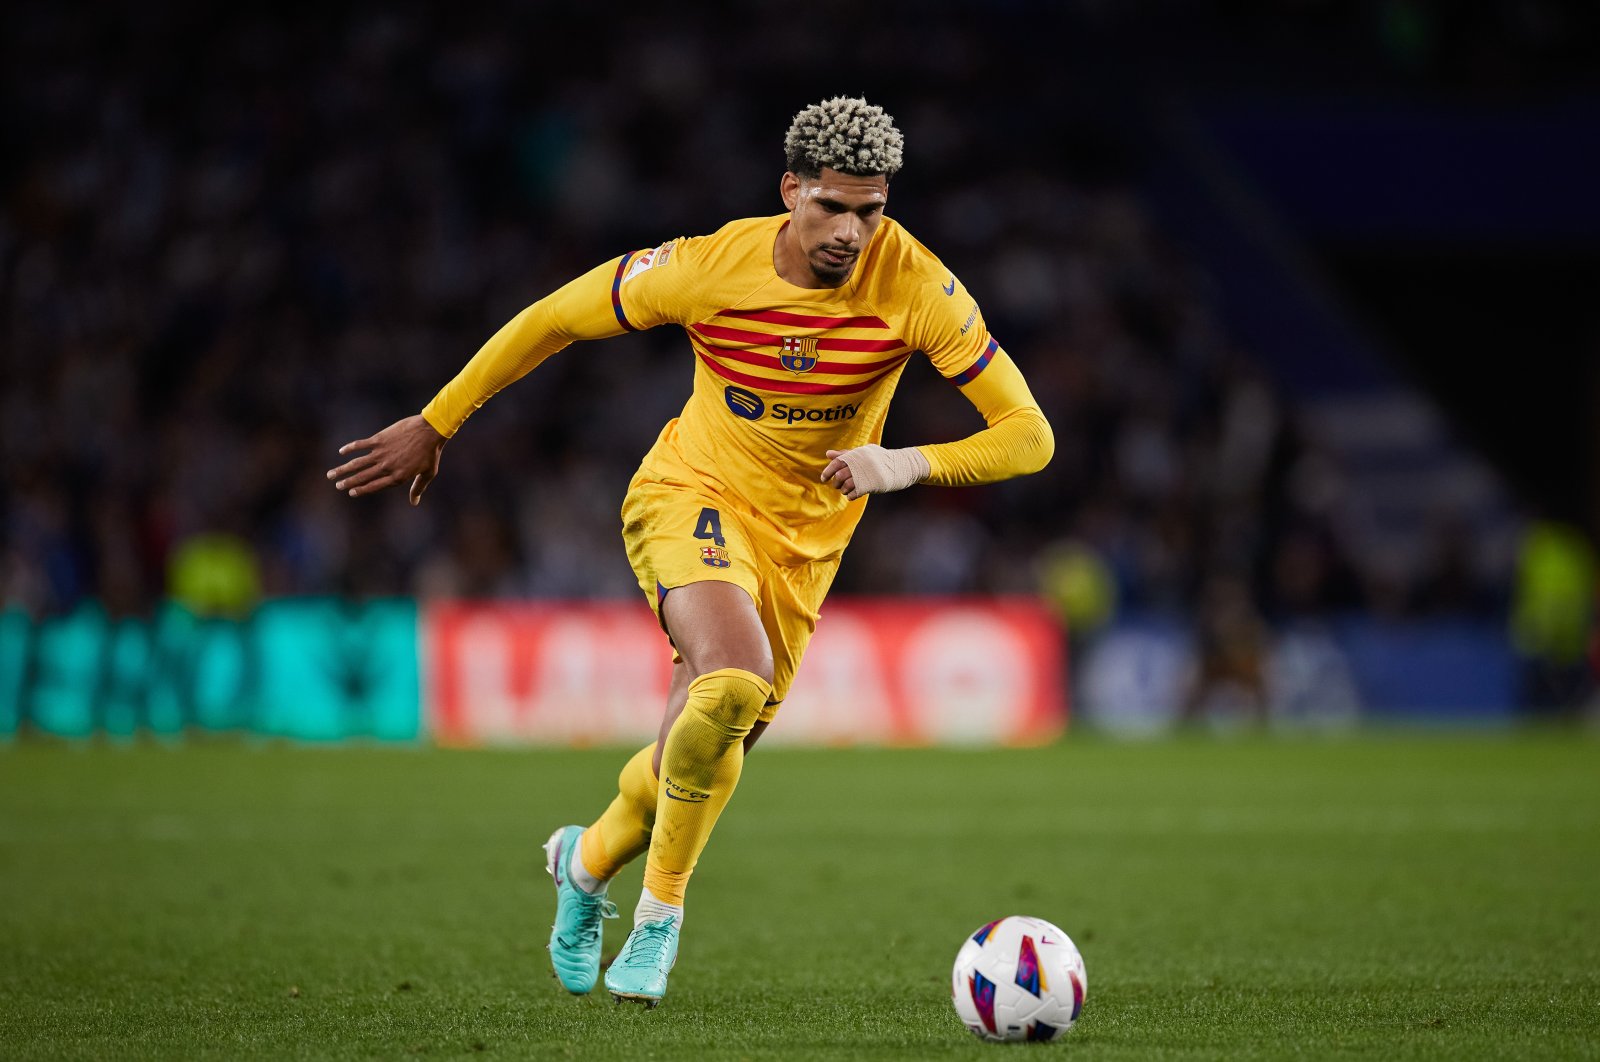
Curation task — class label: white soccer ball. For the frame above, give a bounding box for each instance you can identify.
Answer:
[951,915,1087,1043]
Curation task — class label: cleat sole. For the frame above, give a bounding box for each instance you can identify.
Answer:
[610,992,663,1008]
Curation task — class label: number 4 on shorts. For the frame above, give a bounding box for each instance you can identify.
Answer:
[693,507,726,547]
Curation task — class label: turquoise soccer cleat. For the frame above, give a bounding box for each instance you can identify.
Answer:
[604,917,680,1007]
[543,825,617,994]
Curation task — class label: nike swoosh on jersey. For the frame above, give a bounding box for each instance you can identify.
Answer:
[942,277,956,295]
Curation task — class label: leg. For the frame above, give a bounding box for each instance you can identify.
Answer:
[645,580,774,902]
[652,667,771,778]
[576,664,691,888]
[606,582,774,1004]
[579,649,772,889]
[547,665,689,996]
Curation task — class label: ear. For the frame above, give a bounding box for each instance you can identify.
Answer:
[780,171,801,211]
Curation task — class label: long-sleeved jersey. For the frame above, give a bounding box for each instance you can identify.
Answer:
[421,213,1053,564]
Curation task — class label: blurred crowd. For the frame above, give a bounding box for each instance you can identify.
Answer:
[0,2,1535,632]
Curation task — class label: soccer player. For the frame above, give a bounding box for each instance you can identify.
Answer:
[326,97,1053,1006]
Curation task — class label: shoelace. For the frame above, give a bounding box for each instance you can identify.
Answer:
[620,919,676,967]
[561,894,618,947]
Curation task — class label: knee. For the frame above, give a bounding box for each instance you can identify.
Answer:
[744,657,776,690]
[686,666,773,733]
[690,655,773,690]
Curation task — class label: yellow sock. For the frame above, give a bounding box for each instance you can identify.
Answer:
[579,743,659,883]
[642,667,772,906]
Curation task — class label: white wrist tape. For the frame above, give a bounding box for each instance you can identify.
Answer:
[838,444,931,499]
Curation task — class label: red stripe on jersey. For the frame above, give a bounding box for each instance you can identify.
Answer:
[692,322,905,353]
[694,349,903,395]
[717,308,889,329]
[813,336,905,353]
[694,336,910,376]
[694,326,908,358]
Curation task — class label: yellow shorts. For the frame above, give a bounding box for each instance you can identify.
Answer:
[621,479,840,721]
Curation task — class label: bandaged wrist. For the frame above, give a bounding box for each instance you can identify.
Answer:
[842,444,931,498]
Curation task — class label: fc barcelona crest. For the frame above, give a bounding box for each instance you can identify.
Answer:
[700,546,731,568]
[780,336,819,373]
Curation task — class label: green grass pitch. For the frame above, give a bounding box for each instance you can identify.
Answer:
[1,733,1597,1060]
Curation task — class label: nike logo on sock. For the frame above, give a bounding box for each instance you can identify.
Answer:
[662,777,710,802]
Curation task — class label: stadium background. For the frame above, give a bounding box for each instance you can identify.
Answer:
[4,4,1600,1060]
[4,0,1596,739]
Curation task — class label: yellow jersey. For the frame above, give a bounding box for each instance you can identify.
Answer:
[422,213,1052,565]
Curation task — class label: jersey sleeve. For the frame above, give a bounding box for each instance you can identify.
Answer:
[910,271,995,384]
[614,236,702,331]
[420,241,690,438]
[915,348,1054,486]
[905,269,1053,486]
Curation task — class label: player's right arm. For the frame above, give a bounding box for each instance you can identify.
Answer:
[421,253,652,439]
[327,244,688,503]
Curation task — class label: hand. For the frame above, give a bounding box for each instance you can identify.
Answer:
[820,444,931,500]
[326,414,447,506]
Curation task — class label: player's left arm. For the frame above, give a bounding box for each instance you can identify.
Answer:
[822,274,1052,499]
[916,345,1054,486]
[821,347,1052,498]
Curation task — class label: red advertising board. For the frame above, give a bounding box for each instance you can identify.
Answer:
[425,597,1067,747]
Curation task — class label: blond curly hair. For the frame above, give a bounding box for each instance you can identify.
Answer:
[784,96,904,179]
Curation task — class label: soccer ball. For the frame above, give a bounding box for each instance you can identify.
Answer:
[951,915,1087,1043]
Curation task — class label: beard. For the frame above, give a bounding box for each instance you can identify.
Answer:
[809,247,857,286]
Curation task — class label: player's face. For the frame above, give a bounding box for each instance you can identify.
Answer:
[778,168,888,287]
